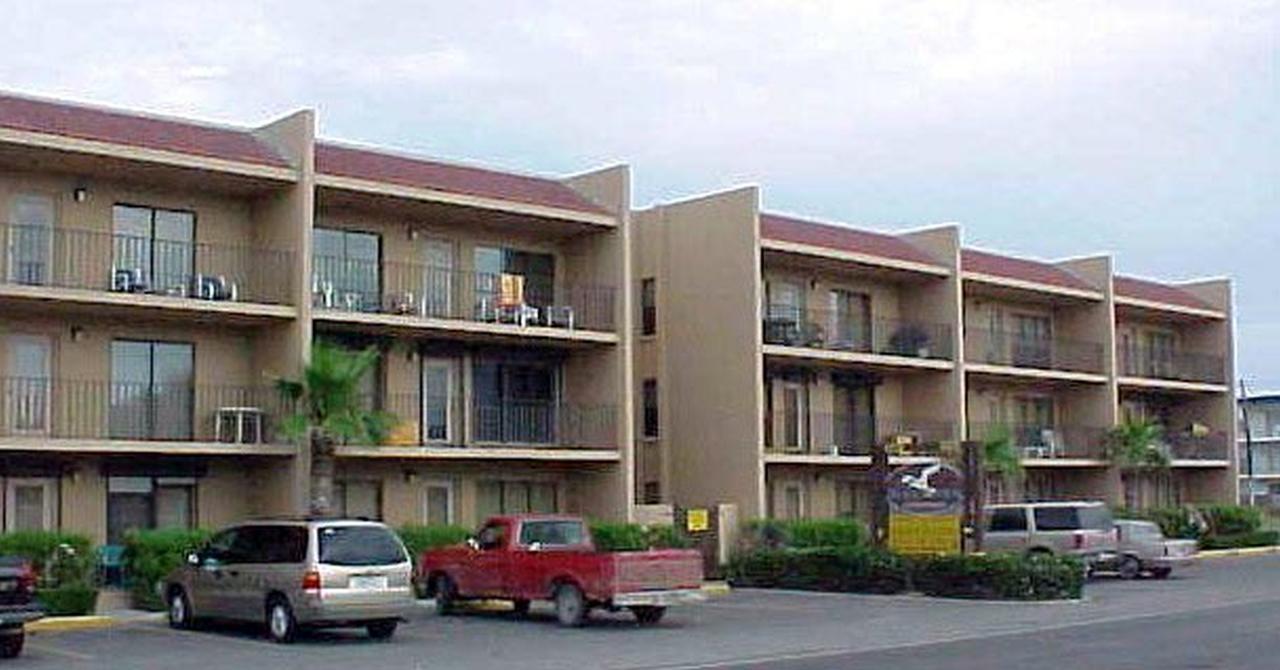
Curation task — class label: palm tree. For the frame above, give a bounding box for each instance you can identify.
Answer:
[276,342,393,516]
[982,424,1024,500]
[1107,419,1171,510]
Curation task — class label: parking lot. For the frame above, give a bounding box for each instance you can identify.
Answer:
[16,553,1280,669]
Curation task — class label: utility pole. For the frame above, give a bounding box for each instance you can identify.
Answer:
[1240,379,1255,507]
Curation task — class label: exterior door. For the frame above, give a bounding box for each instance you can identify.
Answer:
[1012,314,1051,367]
[828,290,870,351]
[421,239,454,318]
[6,195,54,285]
[780,382,806,452]
[4,335,51,435]
[421,358,456,444]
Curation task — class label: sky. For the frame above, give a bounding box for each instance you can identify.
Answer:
[2,1,1277,387]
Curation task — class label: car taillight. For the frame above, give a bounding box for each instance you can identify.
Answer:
[1073,532,1085,549]
[301,570,322,594]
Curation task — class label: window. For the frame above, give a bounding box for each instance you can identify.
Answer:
[1032,506,1113,532]
[106,476,196,544]
[4,335,51,434]
[640,278,656,335]
[828,290,871,351]
[421,238,455,317]
[423,481,454,525]
[476,481,559,518]
[987,507,1028,532]
[474,246,555,312]
[476,523,505,550]
[228,525,307,564]
[780,482,804,520]
[518,520,585,547]
[110,340,194,440]
[318,525,406,566]
[642,481,661,505]
[781,382,806,450]
[1147,331,1177,377]
[642,379,659,439]
[6,194,54,285]
[422,357,457,443]
[112,205,195,293]
[4,478,56,531]
[333,480,381,520]
[473,358,559,444]
[1011,314,1052,367]
[836,479,868,521]
[313,228,381,312]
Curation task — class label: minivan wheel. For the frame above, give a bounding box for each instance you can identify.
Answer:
[1118,556,1142,580]
[367,619,398,641]
[0,630,24,659]
[168,588,193,629]
[266,597,297,644]
[554,584,587,627]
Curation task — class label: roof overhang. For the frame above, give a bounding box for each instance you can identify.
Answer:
[761,238,950,277]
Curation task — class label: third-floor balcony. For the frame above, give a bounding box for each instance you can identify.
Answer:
[0,222,295,307]
[967,422,1109,461]
[965,328,1104,375]
[312,256,616,333]
[761,304,953,361]
[1119,345,1226,385]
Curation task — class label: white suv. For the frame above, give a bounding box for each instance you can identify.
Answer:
[983,501,1118,569]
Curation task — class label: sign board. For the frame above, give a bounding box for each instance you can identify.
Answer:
[886,462,964,555]
[685,508,709,533]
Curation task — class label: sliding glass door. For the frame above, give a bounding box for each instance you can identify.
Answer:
[110,340,194,440]
[112,205,195,293]
[472,358,558,445]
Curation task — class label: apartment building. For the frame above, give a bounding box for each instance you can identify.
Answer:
[632,186,1236,522]
[0,92,633,543]
[1239,394,1280,506]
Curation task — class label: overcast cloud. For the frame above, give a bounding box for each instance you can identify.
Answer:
[2,1,1276,387]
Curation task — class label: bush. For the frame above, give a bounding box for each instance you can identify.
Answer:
[0,531,92,567]
[38,583,99,616]
[397,525,470,558]
[589,523,690,551]
[1125,506,1204,540]
[122,528,212,611]
[912,553,1084,601]
[1198,530,1279,550]
[0,531,97,615]
[1199,505,1262,537]
[740,518,866,551]
[727,546,909,594]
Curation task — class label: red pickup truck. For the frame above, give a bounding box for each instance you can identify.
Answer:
[419,515,705,627]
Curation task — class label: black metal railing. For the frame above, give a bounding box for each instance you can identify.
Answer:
[964,328,1104,374]
[1241,443,1280,476]
[368,392,617,450]
[761,305,952,360]
[764,412,955,457]
[966,422,1109,459]
[0,222,295,305]
[311,256,616,332]
[1118,345,1225,384]
[1162,431,1230,460]
[0,377,286,443]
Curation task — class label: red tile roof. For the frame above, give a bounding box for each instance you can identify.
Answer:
[1113,275,1215,311]
[759,213,943,267]
[316,142,609,216]
[960,248,1097,292]
[0,92,289,168]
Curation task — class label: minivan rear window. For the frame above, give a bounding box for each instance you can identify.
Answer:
[318,525,406,566]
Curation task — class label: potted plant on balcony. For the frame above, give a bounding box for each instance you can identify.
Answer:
[888,323,931,358]
[276,342,394,516]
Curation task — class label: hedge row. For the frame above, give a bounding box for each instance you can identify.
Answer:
[397,524,470,558]
[0,531,98,615]
[740,519,866,550]
[727,548,1084,601]
[122,528,213,611]
[1123,505,1278,549]
[589,523,691,551]
[1198,530,1280,550]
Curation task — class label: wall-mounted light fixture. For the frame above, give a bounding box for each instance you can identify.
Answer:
[72,186,88,203]
[404,470,419,484]
[408,229,419,241]
[70,326,84,342]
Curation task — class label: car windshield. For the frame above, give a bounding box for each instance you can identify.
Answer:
[317,525,406,566]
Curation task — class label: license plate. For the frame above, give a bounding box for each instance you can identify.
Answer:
[0,581,14,592]
[349,575,388,590]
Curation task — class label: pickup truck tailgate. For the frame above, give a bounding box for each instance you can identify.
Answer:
[609,550,704,594]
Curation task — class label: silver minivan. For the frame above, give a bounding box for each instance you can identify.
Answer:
[983,501,1118,569]
[164,519,416,643]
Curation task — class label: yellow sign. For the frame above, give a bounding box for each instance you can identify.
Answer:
[889,513,961,555]
[685,508,709,533]
[385,421,420,446]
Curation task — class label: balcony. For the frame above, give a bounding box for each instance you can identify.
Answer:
[761,305,952,361]
[375,392,617,452]
[1162,431,1230,462]
[967,422,1108,461]
[964,328,1104,375]
[0,377,290,451]
[1119,346,1226,385]
[312,256,616,334]
[764,413,956,458]
[0,222,295,306]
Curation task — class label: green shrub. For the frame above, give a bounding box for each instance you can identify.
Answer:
[642,525,693,549]
[726,546,909,594]
[38,583,99,616]
[912,553,1084,601]
[1199,505,1262,537]
[740,518,866,551]
[0,531,92,567]
[1198,530,1279,550]
[1127,507,1203,540]
[122,528,212,611]
[589,523,690,551]
[397,525,470,558]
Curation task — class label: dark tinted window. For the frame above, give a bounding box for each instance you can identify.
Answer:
[229,526,307,564]
[1033,507,1080,531]
[641,278,656,335]
[476,523,506,551]
[642,379,659,438]
[203,529,238,561]
[317,525,406,566]
[519,521,585,547]
[988,508,1028,532]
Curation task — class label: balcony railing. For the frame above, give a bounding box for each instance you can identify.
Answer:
[761,305,952,360]
[0,222,295,305]
[964,328,1104,374]
[1118,345,1225,385]
[0,377,287,444]
[764,412,956,457]
[967,422,1109,460]
[312,256,616,332]
[1162,431,1230,461]
[373,392,617,450]
[1240,444,1280,476]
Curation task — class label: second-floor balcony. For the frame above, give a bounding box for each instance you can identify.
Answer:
[312,256,616,333]
[377,392,617,451]
[1119,345,1226,385]
[761,304,953,361]
[1161,431,1230,461]
[0,222,295,306]
[967,422,1109,460]
[0,376,287,447]
[764,412,956,458]
[964,328,1104,375]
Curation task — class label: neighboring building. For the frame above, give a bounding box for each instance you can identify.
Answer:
[632,187,1236,522]
[0,91,633,543]
[1239,394,1280,506]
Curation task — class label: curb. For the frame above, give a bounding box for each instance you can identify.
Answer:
[1198,545,1280,559]
[702,581,731,596]
[27,612,164,634]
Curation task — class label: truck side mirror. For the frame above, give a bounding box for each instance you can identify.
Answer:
[465,537,480,551]
[186,552,200,566]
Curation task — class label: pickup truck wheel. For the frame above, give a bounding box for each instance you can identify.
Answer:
[168,588,193,629]
[434,575,459,616]
[631,606,666,626]
[512,599,531,616]
[554,584,587,627]
[1118,556,1142,580]
[367,619,398,640]
[265,597,297,644]
[0,631,23,659]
